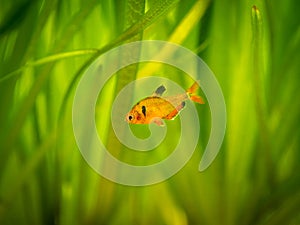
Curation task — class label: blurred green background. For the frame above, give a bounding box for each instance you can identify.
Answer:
[0,0,299,224]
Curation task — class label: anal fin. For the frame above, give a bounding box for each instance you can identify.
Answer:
[165,102,185,120]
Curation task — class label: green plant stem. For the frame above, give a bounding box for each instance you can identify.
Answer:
[0,49,99,82]
[251,4,275,195]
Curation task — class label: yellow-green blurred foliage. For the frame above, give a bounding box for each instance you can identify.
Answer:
[0,0,299,225]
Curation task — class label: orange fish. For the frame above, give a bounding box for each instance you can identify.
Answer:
[125,82,204,126]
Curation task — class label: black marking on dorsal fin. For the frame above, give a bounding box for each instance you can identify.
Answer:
[153,85,166,96]
[142,105,146,117]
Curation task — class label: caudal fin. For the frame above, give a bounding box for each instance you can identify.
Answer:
[186,81,205,104]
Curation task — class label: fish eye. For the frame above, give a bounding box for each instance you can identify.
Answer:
[128,115,133,121]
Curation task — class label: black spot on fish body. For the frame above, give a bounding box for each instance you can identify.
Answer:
[142,105,146,117]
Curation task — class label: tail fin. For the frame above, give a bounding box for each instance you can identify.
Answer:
[186,81,205,104]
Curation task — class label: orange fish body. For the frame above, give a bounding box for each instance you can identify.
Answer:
[125,82,204,126]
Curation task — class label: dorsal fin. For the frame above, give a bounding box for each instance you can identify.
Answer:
[152,85,166,96]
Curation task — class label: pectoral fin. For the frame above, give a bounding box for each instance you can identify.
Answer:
[152,118,165,126]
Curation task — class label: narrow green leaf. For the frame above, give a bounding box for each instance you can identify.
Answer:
[251,5,274,187]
